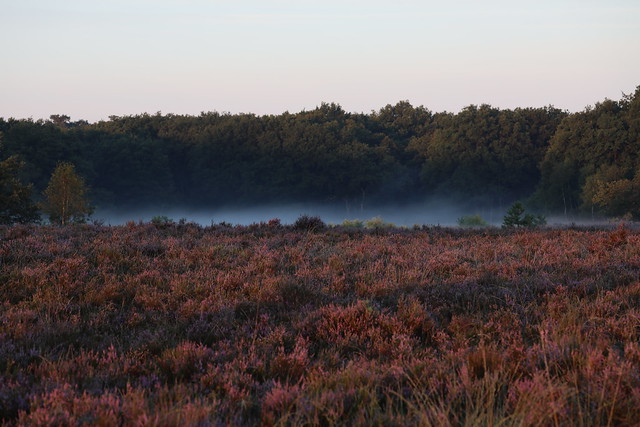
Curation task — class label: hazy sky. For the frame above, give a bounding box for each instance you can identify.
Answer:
[1,0,639,122]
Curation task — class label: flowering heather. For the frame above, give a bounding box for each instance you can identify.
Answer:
[1,222,639,425]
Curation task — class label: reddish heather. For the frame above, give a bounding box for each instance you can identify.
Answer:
[1,223,639,425]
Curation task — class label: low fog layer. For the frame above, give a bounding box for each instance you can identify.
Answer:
[94,201,508,227]
[92,200,619,228]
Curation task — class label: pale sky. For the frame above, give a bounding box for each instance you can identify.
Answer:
[1,0,639,122]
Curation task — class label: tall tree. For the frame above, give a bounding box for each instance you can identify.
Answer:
[0,140,40,224]
[41,162,93,225]
[536,86,640,214]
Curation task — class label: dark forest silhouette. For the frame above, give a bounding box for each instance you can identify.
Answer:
[1,86,638,220]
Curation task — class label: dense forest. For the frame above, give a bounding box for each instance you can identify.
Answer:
[1,87,639,220]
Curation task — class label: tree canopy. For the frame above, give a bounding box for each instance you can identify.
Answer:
[41,162,93,225]
[535,87,640,217]
[0,87,638,220]
[0,141,40,224]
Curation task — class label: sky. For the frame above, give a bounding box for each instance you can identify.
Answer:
[1,0,639,123]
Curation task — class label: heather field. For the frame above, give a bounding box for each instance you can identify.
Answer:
[1,222,640,426]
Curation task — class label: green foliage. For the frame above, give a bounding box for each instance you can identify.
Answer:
[1,88,638,221]
[457,214,488,228]
[0,101,559,210]
[341,218,365,228]
[590,176,640,220]
[340,217,396,229]
[151,215,175,225]
[502,202,546,228]
[409,104,566,204]
[0,145,40,224]
[364,216,395,229]
[41,162,93,225]
[535,86,640,214]
[49,114,70,127]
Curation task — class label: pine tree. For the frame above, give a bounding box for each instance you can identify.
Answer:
[42,162,93,225]
[503,202,546,228]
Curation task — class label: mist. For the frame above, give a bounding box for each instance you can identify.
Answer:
[90,199,621,228]
[93,200,511,227]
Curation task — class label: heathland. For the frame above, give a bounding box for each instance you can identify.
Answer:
[1,222,639,425]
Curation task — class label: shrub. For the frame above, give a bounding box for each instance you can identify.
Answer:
[292,215,325,231]
[267,218,282,228]
[341,219,365,228]
[4,224,640,425]
[457,214,488,228]
[364,216,395,229]
[502,202,546,228]
[150,215,174,226]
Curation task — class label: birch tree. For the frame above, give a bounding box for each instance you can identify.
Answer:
[42,162,93,225]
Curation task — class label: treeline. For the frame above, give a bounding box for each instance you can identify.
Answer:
[1,86,639,218]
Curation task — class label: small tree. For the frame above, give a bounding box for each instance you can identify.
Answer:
[0,152,40,224]
[42,162,93,225]
[503,202,546,228]
[457,214,488,228]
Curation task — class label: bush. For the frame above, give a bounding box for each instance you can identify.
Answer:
[151,215,174,226]
[267,218,282,228]
[293,215,325,231]
[457,214,488,228]
[364,216,395,229]
[341,219,365,228]
[502,202,546,228]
